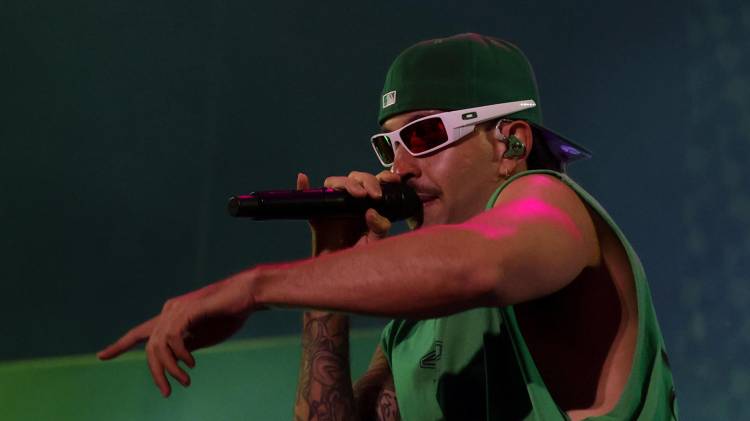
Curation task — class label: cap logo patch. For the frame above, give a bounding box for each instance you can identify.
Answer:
[461,111,478,120]
[382,91,397,108]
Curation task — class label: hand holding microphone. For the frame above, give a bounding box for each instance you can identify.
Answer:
[228,171,418,254]
[228,171,422,223]
[313,171,404,253]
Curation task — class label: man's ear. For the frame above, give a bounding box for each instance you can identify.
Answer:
[494,120,533,177]
[495,120,533,159]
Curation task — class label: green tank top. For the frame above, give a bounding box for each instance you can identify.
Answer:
[380,170,678,420]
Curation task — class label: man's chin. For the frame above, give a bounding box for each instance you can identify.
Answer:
[407,209,440,230]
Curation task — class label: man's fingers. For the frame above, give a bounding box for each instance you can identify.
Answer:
[97,319,154,360]
[343,176,368,197]
[97,340,129,361]
[160,340,191,387]
[324,171,403,203]
[146,344,171,397]
[376,170,401,184]
[349,171,382,199]
[323,176,348,190]
[365,208,391,239]
[296,172,310,190]
[170,337,196,368]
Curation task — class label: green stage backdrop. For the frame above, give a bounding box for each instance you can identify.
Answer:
[0,330,380,420]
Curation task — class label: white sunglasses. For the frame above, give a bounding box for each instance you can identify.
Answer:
[370,100,537,167]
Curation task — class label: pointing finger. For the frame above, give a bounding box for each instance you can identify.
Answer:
[97,318,156,360]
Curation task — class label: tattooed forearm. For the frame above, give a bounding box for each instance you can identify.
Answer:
[352,347,400,421]
[375,389,400,421]
[295,312,355,421]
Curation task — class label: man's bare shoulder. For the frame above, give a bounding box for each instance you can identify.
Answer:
[490,173,600,268]
[493,173,579,209]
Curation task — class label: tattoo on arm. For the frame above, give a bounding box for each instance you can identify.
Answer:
[352,347,400,421]
[376,389,400,421]
[295,313,354,421]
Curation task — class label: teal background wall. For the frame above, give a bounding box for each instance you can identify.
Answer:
[1,0,748,419]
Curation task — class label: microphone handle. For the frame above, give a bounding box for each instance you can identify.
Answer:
[227,183,422,222]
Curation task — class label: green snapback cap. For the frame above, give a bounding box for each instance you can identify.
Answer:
[378,33,591,164]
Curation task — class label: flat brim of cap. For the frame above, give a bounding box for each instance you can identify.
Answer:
[529,122,593,164]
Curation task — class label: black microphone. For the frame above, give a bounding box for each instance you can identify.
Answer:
[227,183,423,222]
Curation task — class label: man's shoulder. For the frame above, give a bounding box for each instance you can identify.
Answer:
[492,172,583,212]
[489,172,601,268]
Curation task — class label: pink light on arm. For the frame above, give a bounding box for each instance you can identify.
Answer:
[465,198,584,242]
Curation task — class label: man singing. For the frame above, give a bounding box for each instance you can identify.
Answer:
[99,33,677,420]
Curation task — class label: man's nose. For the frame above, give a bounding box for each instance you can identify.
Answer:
[391,145,422,178]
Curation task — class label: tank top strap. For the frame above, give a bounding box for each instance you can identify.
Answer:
[486,170,573,419]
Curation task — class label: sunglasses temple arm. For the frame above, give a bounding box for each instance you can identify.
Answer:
[455,126,475,139]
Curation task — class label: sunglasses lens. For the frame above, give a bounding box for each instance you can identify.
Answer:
[372,135,395,165]
[400,117,448,153]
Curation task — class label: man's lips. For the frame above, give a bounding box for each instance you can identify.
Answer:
[417,193,439,205]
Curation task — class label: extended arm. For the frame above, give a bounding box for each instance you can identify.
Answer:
[251,174,599,318]
[99,173,599,398]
